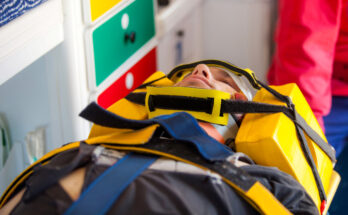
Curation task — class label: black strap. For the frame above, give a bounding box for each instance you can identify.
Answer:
[294,111,336,162]
[136,76,167,89]
[221,100,294,118]
[125,92,146,105]
[79,102,152,130]
[294,113,327,203]
[148,95,214,113]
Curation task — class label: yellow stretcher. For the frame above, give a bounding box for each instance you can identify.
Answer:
[0,60,340,215]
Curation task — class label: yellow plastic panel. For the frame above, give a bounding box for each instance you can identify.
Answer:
[87,124,159,145]
[236,83,334,210]
[323,171,340,215]
[90,0,122,22]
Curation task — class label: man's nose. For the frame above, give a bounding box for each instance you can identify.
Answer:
[192,64,212,79]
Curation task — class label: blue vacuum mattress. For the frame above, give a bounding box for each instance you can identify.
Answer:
[0,0,48,27]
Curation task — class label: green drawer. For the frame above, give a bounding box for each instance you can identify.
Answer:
[92,0,155,86]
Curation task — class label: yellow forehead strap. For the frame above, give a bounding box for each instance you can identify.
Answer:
[167,59,261,90]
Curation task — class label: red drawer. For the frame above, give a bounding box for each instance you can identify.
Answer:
[97,48,157,108]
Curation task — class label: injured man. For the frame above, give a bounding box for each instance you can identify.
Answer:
[0,60,338,215]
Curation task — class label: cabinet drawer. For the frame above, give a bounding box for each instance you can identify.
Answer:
[97,48,157,109]
[88,0,155,87]
[88,0,123,22]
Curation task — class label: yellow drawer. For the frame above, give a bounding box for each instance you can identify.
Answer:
[87,0,123,22]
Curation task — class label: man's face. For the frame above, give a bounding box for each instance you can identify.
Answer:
[174,64,247,100]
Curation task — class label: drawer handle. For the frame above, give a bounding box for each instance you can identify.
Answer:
[124,31,136,43]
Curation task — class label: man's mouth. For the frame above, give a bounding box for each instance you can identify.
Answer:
[183,75,212,88]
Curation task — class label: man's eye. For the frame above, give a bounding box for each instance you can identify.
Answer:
[185,72,193,77]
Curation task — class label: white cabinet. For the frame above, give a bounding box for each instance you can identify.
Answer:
[0,0,72,190]
[202,0,276,83]
[156,0,276,82]
[156,0,203,74]
[0,2,67,192]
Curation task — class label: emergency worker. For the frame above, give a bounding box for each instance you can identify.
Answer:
[0,63,319,215]
[268,0,348,156]
[268,0,348,213]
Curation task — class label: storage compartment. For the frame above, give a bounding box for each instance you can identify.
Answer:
[202,0,276,82]
[84,0,123,23]
[156,0,203,74]
[85,0,156,87]
[97,48,157,108]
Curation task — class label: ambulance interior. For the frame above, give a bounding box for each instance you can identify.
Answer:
[0,0,344,214]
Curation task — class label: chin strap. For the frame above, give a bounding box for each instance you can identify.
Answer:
[145,86,231,125]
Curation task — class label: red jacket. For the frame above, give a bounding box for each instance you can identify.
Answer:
[268,0,348,129]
